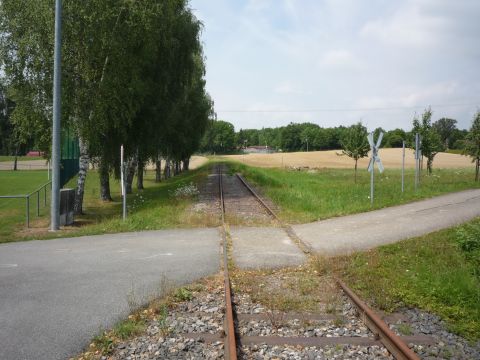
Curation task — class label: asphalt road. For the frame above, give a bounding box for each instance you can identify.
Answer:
[2,189,480,359]
[293,189,480,255]
[0,229,220,360]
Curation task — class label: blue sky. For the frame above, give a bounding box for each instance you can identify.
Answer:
[189,0,480,131]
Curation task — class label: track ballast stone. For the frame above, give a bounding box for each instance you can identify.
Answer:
[387,308,480,360]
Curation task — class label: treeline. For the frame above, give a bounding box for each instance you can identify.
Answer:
[200,117,468,154]
[0,0,213,213]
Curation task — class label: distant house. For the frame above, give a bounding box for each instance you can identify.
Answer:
[26,151,44,157]
[244,146,275,154]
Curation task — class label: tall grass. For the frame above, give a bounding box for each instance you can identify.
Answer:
[228,162,480,223]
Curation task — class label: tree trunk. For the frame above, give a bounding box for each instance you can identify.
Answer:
[13,145,18,171]
[164,159,170,179]
[99,159,112,201]
[183,158,190,171]
[354,159,358,183]
[476,159,479,182]
[174,161,180,175]
[427,157,433,175]
[137,158,144,190]
[74,137,89,215]
[125,157,137,194]
[155,157,162,182]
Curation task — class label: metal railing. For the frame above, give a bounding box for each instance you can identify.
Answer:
[0,181,52,227]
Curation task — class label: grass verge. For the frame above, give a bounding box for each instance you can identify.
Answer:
[0,170,51,241]
[0,163,218,243]
[227,161,480,223]
[333,218,480,340]
[0,155,44,162]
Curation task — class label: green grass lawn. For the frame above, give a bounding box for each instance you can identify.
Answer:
[0,155,44,162]
[0,164,218,243]
[336,219,480,340]
[228,162,480,223]
[0,170,51,240]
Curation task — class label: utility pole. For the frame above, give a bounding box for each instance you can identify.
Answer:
[50,0,62,231]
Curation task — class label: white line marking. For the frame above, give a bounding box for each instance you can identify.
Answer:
[140,253,173,260]
[0,264,18,268]
[117,249,129,253]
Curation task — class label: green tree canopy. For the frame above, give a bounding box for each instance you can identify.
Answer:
[340,122,370,182]
[463,111,480,181]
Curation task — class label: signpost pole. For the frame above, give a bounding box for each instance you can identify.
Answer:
[414,133,419,191]
[401,141,405,193]
[121,145,127,221]
[370,163,374,206]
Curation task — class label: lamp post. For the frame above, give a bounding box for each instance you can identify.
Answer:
[50,0,62,231]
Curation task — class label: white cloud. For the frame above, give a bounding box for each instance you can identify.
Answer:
[319,50,357,68]
[190,0,480,131]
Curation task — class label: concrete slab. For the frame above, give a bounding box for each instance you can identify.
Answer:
[230,226,306,269]
[293,189,480,255]
[0,228,221,360]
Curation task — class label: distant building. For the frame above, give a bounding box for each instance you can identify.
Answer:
[26,151,44,157]
[244,146,275,154]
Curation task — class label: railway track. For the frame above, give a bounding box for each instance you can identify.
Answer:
[216,164,431,360]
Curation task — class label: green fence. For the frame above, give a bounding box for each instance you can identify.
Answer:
[60,127,79,187]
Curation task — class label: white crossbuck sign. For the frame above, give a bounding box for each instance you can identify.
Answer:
[367,132,384,174]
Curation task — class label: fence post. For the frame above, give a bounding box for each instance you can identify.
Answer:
[37,191,40,216]
[44,186,47,206]
[26,196,30,228]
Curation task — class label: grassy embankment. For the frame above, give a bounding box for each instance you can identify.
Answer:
[228,161,480,223]
[335,219,480,341]
[0,164,217,243]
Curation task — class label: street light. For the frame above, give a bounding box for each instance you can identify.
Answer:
[50,0,62,231]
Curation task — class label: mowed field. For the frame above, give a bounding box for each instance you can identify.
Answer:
[223,148,472,169]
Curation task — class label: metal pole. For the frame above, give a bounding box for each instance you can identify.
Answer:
[26,196,30,228]
[121,145,126,220]
[414,133,419,191]
[50,0,62,231]
[44,185,47,206]
[371,164,374,206]
[37,191,40,216]
[401,141,405,193]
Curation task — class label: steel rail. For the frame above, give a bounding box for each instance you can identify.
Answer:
[235,173,278,220]
[336,278,420,360]
[229,168,423,359]
[235,173,312,254]
[218,166,238,360]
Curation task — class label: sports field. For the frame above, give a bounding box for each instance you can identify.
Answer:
[223,148,472,169]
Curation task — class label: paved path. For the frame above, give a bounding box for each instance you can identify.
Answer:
[293,189,480,255]
[2,189,480,359]
[230,227,306,269]
[0,229,220,360]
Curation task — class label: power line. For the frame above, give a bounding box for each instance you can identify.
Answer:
[217,102,479,113]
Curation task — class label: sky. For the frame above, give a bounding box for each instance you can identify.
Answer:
[189,0,480,132]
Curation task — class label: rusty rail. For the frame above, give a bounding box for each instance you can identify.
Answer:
[226,168,424,359]
[336,278,420,360]
[218,166,238,360]
[235,173,312,253]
